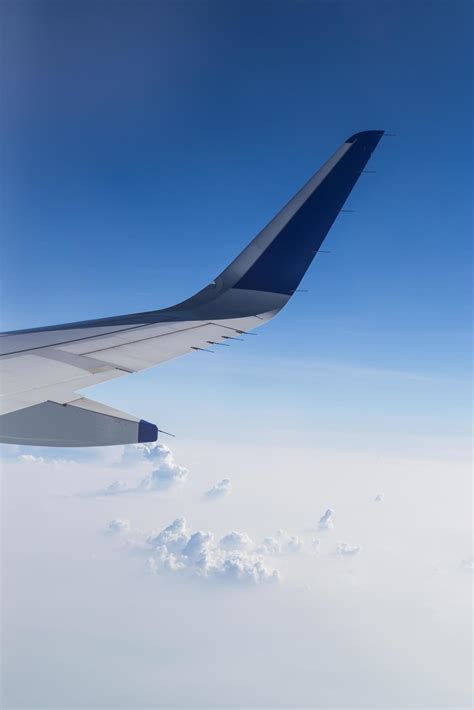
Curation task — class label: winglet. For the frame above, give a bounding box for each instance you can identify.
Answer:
[138,419,159,443]
[346,130,385,143]
[1,131,385,334]
[214,129,384,296]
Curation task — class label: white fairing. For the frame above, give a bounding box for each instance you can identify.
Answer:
[0,398,146,447]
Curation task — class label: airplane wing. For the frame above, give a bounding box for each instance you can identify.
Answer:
[0,130,384,446]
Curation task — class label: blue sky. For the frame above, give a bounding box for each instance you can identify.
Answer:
[1,3,472,708]
[2,0,471,450]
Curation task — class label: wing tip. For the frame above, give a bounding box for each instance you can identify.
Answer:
[346,130,385,144]
[138,419,159,443]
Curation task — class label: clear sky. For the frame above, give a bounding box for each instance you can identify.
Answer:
[1,1,472,708]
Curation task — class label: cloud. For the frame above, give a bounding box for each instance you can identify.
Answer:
[103,480,129,496]
[215,555,280,585]
[219,531,254,551]
[107,519,131,534]
[287,535,304,553]
[116,517,280,586]
[14,444,113,465]
[182,531,214,564]
[147,549,185,574]
[137,443,188,492]
[205,478,232,499]
[19,454,47,464]
[319,508,335,530]
[336,542,361,557]
[141,442,174,464]
[139,458,188,492]
[18,453,76,467]
[374,493,385,503]
[257,530,304,556]
[118,442,176,468]
[94,444,188,496]
[257,536,283,556]
[148,517,190,554]
[461,557,473,574]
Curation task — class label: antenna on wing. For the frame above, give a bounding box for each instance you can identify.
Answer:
[158,428,175,438]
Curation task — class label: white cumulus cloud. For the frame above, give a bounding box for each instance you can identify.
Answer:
[116,517,280,586]
[141,442,173,464]
[257,530,304,556]
[148,517,190,554]
[287,535,304,553]
[139,459,188,492]
[18,453,76,467]
[205,478,232,499]
[257,536,283,556]
[107,519,131,534]
[215,555,279,585]
[319,508,335,530]
[94,444,188,496]
[336,542,361,557]
[374,493,385,503]
[219,531,254,551]
[182,531,215,565]
[103,480,129,496]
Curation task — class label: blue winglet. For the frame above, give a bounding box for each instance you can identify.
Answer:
[3,131,385,337]
[138,420,158,443]
[346,130,384,143]
[232,130,384,295]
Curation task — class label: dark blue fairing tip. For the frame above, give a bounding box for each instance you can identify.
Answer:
[346,130,385,143]
[138,420,158,443]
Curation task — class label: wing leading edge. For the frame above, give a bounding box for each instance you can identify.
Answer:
[0,130,384,446]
